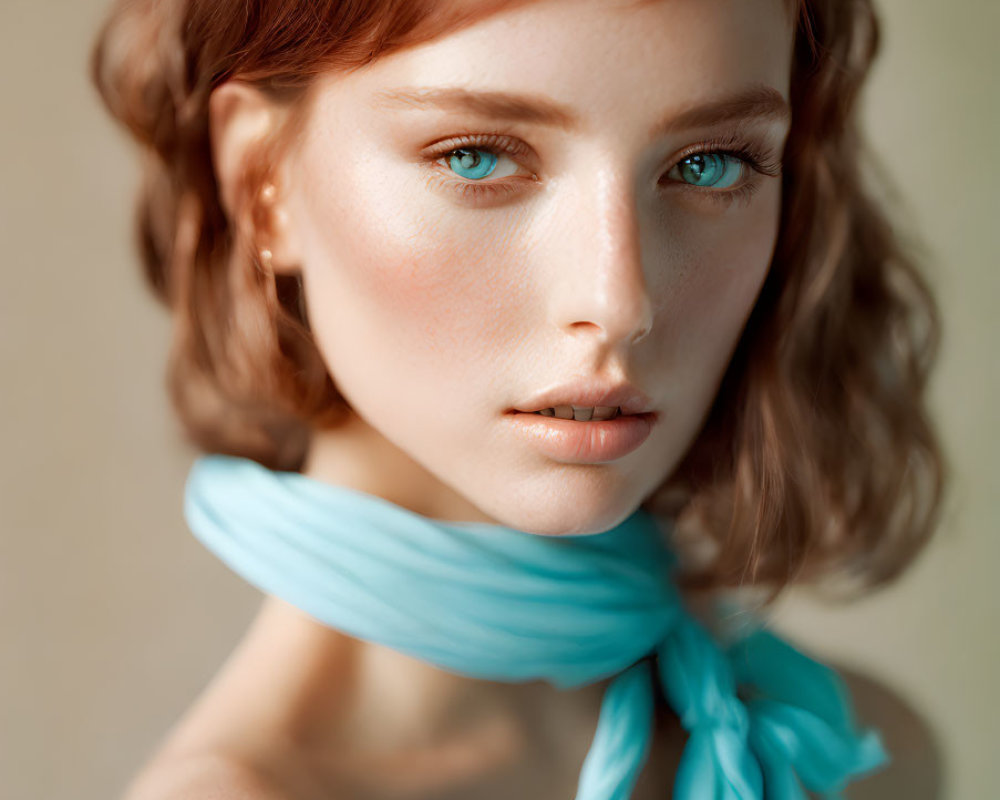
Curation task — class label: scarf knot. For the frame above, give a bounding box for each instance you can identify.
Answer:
[184,454,889,799]
[658,617,750,733]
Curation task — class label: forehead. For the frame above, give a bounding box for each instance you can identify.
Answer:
[332,0,794,123]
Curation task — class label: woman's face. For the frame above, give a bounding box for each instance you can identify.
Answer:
[279,0,794,534]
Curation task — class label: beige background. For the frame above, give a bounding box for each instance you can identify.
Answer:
[1,0,996,798]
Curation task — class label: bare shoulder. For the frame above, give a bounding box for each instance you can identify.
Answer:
[833,665,944,800]
[132,595,360,798]
[121,751,311,799]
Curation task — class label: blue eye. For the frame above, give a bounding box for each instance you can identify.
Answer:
[447,148,499,180]
[668,153,745,189]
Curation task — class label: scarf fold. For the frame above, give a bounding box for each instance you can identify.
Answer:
[184,454,889,799]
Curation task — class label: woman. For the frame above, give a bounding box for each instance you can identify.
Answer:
[90,0,946,797]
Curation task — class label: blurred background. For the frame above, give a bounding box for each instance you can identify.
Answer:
[1,0,996,797]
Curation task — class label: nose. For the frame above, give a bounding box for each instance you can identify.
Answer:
[548,166,654,352]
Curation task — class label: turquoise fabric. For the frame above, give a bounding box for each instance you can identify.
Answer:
[184,454,889,799]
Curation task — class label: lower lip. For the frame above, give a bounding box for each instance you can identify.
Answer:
[505,411,658,463]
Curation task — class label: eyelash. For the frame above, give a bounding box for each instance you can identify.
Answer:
[423,131,782,209]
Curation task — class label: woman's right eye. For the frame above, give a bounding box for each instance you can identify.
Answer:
[441,147,522,182]
[423,133,537,202]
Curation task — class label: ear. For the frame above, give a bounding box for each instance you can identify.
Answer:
[208,80,302,274]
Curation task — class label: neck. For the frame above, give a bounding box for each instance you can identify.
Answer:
[266,596,613,795]
[302,410,498,526]
[291,428,628,787]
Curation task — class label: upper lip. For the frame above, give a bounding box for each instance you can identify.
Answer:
[510,379,655,416]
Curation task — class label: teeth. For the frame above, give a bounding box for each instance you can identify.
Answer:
[533,406,621,420]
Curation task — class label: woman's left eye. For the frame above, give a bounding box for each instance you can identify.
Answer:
[665,152,747,189]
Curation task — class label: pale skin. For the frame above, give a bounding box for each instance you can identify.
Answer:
[123,0,941,796]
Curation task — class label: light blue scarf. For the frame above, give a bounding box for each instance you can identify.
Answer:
[184,454,889,799]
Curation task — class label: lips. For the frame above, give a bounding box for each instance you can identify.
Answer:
[511,378,654,417]
[506,409,658,462]
[531,406,621,421]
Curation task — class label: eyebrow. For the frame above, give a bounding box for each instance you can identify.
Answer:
[372,83,791,137]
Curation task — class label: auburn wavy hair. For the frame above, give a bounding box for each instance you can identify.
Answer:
[90,0,948,597]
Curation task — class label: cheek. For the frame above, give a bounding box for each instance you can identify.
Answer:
[656,187,780,371]
[290,150,523,390]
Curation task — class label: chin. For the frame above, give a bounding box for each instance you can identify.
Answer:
[481,488,645,537]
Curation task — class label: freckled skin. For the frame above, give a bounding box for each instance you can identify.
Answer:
[278,0,795,535]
